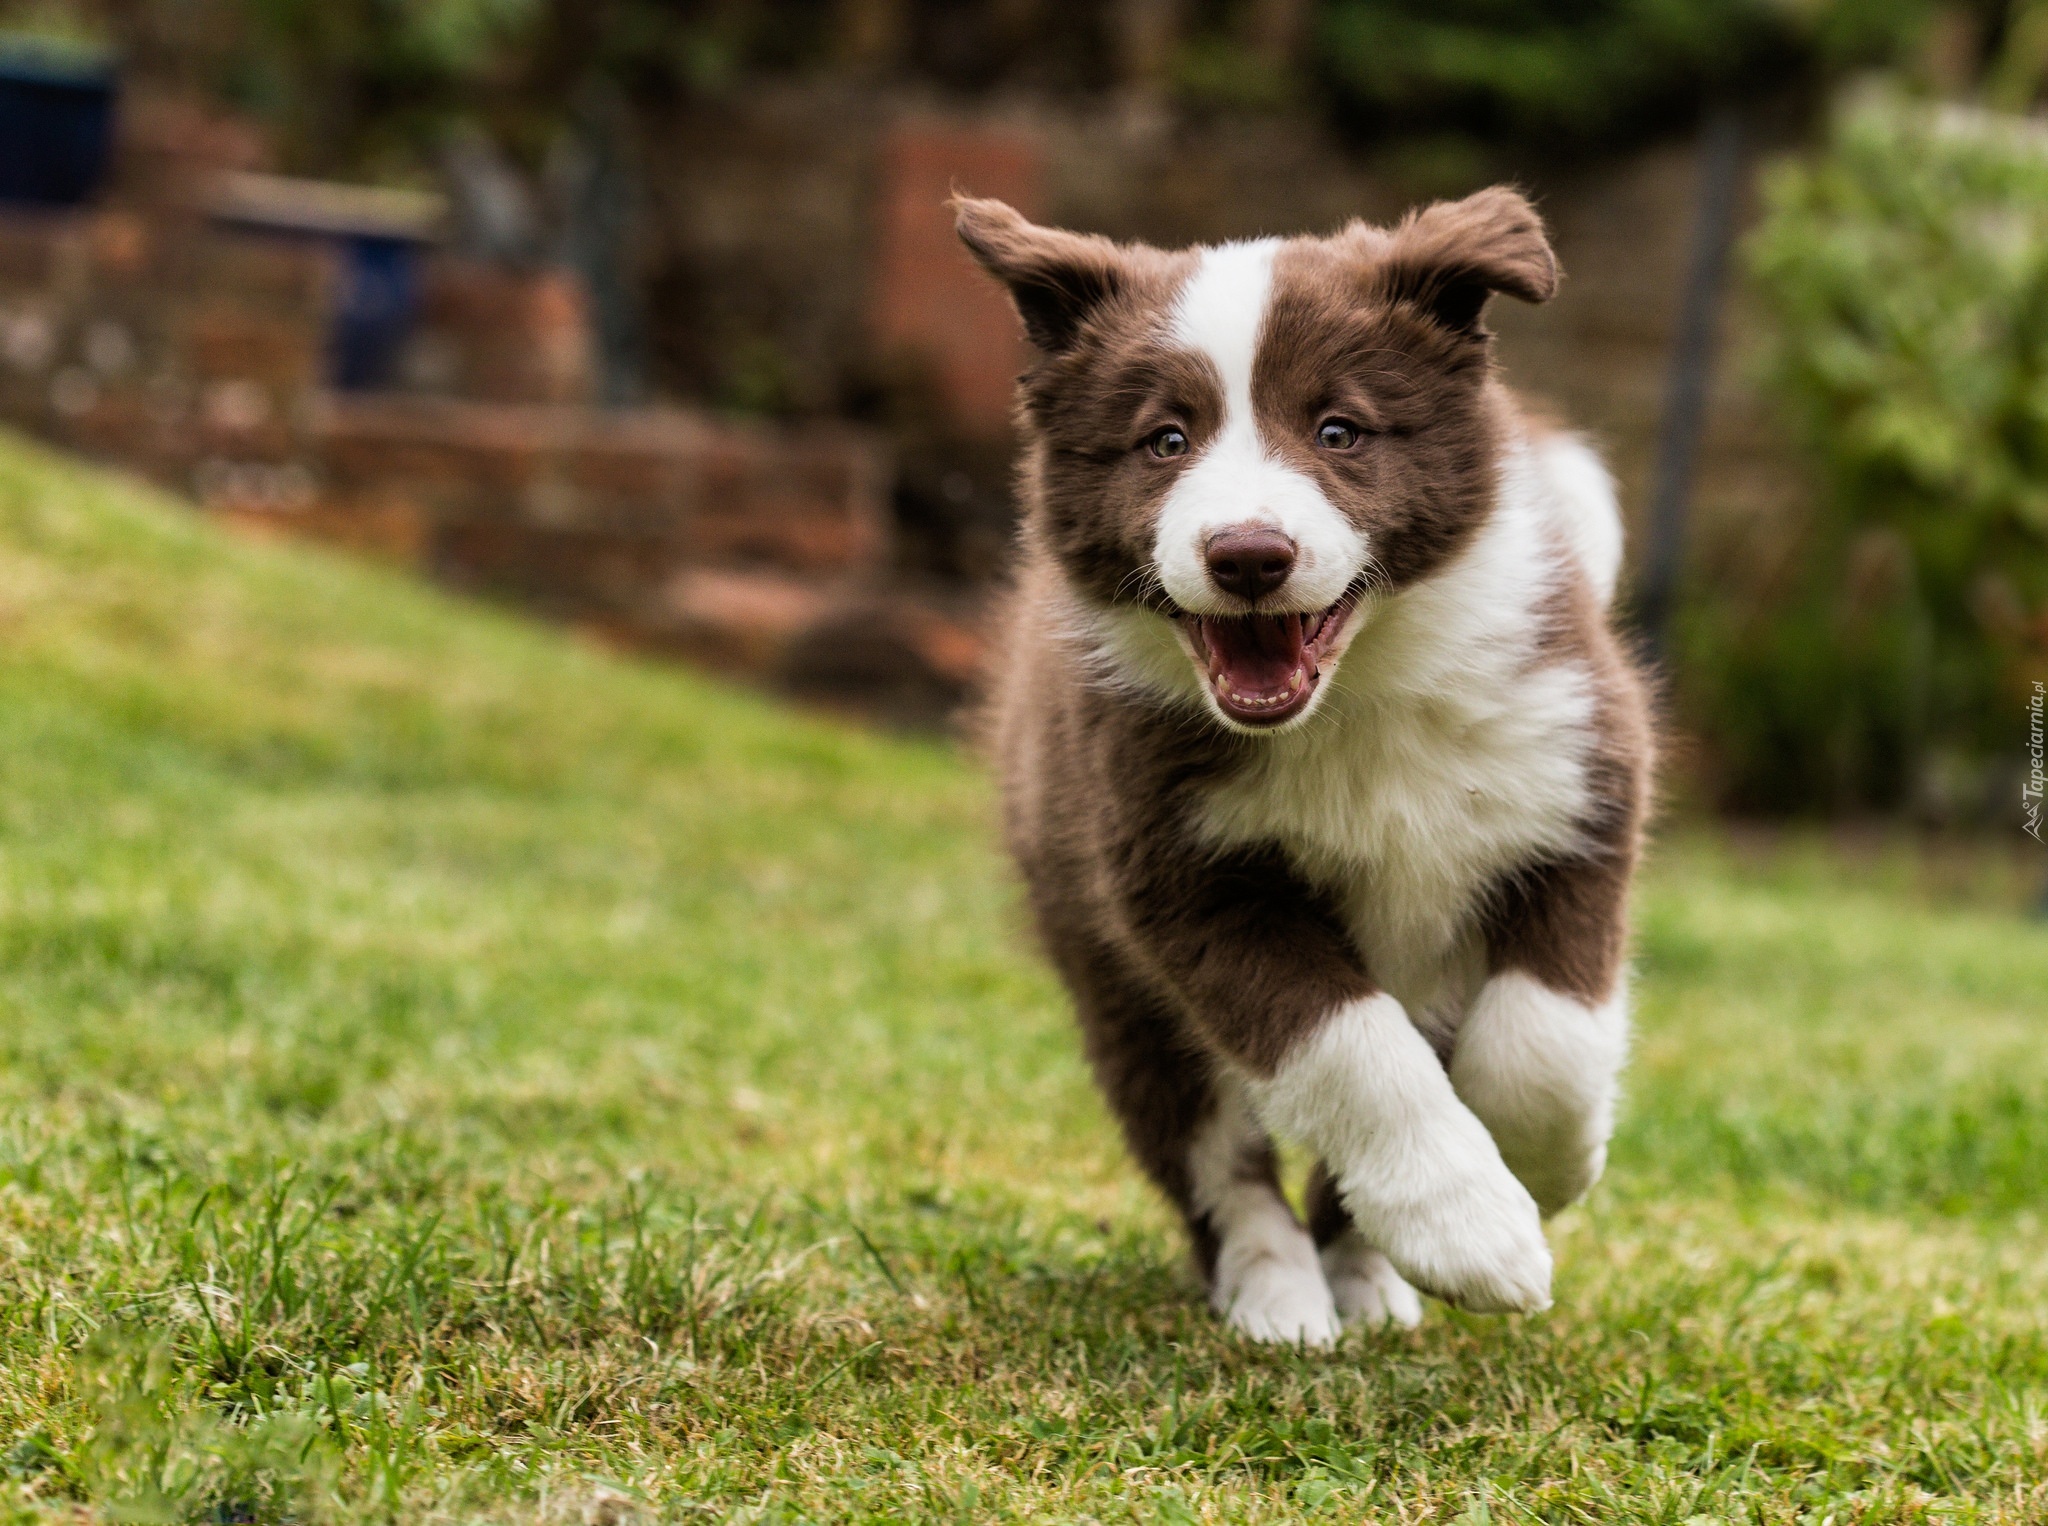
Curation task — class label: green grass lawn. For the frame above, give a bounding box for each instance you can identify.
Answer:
[0,430,2045,1524]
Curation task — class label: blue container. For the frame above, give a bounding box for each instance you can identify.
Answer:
[0,45,116,207]
[329,234,422,391]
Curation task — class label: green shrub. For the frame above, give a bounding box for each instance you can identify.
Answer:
[1313,0,1797,150]
[1690,90,2048,814]
[1306,0,1957,155]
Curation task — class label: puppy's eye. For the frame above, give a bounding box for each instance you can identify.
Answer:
[1316,419,1360,450]
[1147,426,1189,459]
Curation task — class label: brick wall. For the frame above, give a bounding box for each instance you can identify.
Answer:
[307,392,887,627]
[0,201,937,709]
[1,93,1814,729]
[396,258,597,406]
[868,119,1043,440]
[0,207,330,495]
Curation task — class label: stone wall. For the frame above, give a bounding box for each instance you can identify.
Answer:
[0,206,329,491]
[0,86,1818,730]
[0,202,928,709]
[307,393,887,656]
[396,259,597,406]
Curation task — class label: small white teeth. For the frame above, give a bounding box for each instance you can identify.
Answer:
[1218,665,1312,710]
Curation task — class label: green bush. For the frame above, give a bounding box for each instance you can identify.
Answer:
[1306,0,1958,156]
[1313,0,1797,150]
[1690,90,2048,814]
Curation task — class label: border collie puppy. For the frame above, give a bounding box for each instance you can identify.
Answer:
[957,189,1652,1343]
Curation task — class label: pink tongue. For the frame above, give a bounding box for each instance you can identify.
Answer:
[1200,614,1306,695]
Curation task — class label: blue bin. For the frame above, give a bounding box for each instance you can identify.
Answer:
[329,234,423,391]
[0,45,116,207]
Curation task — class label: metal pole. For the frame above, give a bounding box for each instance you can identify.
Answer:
[1639,104,1746,668]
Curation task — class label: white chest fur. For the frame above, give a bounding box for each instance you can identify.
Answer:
[1194,455,1598,1035]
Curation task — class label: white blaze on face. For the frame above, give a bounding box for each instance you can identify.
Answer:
[1152,239,1366,615]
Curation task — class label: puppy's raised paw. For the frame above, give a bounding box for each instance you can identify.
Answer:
[1352,1154,1553,1316]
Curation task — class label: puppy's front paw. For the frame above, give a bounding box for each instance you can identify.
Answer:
[1211,1218,1342,1347]
[1319,1232,1422,1330]
[1214,1251,1342,1346]
[1346,1148,1552,1315]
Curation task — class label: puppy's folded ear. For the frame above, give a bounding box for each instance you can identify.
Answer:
[1376,186,1558,335]
[953,197,1130,353]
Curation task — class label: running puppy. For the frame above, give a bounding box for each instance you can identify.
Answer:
[958,189,1651,1343]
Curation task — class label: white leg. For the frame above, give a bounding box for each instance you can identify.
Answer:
[1190,1078,1340,1346]
[1449,972,1628,1217]
[1245,993,1552,1315]
[1320,1229,1423,1330]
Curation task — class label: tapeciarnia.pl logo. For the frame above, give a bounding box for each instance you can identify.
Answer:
[2027,680,2045,842]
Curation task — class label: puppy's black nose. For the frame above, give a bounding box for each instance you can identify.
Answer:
[1205,527,1297,600]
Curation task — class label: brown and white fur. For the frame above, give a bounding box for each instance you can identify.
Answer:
[958,188,1651,1344]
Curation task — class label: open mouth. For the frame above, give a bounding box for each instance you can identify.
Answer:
[1179,595,1358,727]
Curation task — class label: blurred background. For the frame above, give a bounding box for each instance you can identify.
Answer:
[0,0,2043,829]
